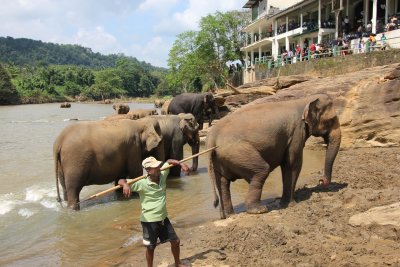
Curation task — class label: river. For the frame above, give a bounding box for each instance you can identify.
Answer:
[0,102,326,266]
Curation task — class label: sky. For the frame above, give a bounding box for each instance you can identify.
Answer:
[0,0,298,68]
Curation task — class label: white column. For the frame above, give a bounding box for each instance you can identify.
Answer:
[372,0,378,33]
[285,36,290,51]
[250,31,254,44]
[272,39,277,59]
[259,26,262,40]
[318,0,322,43]
[335,11,340,39]
[318,0,321,28]
[251,50,254,66]
[385,0,389,24]
[300,12,304,33]
[274,20,278,36]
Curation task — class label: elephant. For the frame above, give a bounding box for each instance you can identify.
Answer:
[207,94,341,219]
[161,100,171,115]
[154,99,166,108]
[60,102,71,108]
[103,113,136,121]
[112,103,130,114]
[53,118,164,210]
[150,114,200,176]
[128,108,158,119]
[168,92,221,130]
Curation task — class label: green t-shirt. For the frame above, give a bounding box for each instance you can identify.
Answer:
[130,162,170,222]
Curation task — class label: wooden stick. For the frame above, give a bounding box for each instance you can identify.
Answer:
[80,146,218,203]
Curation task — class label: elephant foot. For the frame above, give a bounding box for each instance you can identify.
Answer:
[279,199,296,208]
[246,204,268,214]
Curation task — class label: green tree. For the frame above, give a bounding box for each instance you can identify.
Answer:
[167,10,250,92]
[87,69,126,100]
[0,64,20,104]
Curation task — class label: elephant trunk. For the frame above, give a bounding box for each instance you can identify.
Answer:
[191,133,200,171]
[322,118,341,185]
[214,105,221,119]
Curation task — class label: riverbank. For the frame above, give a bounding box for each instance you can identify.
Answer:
[95,62,400,266]
[98,146,400,266]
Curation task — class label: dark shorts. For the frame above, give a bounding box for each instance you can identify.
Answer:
[141,217,178,249]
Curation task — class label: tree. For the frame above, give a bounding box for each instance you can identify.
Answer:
[167,10,250,92]
[167,31,202,93]
[0,64,20,104]
[86,69,126,100]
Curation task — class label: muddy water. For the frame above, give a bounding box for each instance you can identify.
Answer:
[0,103,325,266]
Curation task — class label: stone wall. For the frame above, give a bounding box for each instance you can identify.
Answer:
[255,49,400,79]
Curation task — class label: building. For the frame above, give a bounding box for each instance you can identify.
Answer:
[241,0,400,83]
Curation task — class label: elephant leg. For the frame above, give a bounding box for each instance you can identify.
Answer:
[245,171,269,214]
[66,187,81,210]
[191,139,199,172]
[280,150,303,207]
[220,176,234,217]
[63,188,68,202]
[64,172,84,210]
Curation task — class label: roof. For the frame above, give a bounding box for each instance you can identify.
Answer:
[243,0,257,8]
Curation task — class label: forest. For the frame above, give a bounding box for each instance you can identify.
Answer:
[0,10,250,105]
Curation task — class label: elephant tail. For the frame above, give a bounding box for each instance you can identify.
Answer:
[54,147,62,203]
[208,149,220,209]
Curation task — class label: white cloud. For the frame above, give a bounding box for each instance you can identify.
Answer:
[138,0,179,14]
[127,36,172,67]
[70,27,119,55]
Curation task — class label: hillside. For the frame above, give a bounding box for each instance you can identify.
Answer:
[0,36,165,72]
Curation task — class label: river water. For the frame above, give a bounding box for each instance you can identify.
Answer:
[0,102,325,266]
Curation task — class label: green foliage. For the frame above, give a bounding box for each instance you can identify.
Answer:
[0,64,20,104]
[0,37,168,104]
[167,10,250,93]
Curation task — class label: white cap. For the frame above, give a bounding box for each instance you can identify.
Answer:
[142,156,162,169]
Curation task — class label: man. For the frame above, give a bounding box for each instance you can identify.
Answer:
[381,33,387,50]
[118,157,190,267]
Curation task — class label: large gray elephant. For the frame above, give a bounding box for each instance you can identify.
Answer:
[53,118,163,210]
[150,114,200,176]
[207,94,341,219]
[168,93,221,129]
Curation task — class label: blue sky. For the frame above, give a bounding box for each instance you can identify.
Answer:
[0,0,295,68]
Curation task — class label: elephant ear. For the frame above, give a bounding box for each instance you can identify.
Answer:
[178,114,199,132]
[203,92,213,104]
[143,125,162,152]
[302,98,320,127]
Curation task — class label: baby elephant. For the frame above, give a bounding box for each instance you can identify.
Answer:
[128,109,158,119]
[112,103,130,114]
[154,99,166,108]
[60,102,71,108]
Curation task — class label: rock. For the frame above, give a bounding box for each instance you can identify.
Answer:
[349,202,400,227]
[209,63,400,149]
